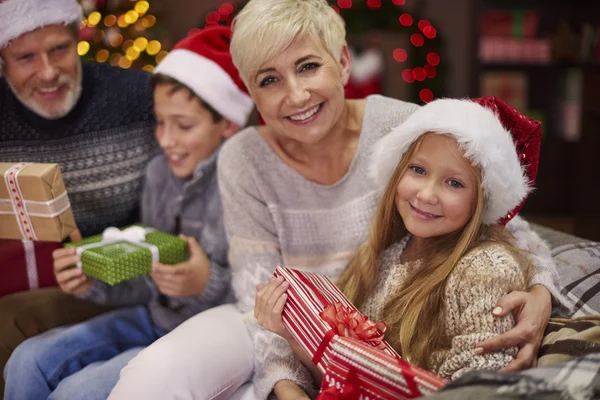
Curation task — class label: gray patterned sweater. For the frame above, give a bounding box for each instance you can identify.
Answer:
[217,95,566,399]
[362,236,524,380]
[78,152,232,333]
[0,62,158,237]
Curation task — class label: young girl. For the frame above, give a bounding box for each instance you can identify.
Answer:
[337,96,540,379]
[256,97,542,383]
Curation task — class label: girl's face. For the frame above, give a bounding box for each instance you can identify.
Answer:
[248,35,351,145]
[154,84,232,178]
[395,134,477,240]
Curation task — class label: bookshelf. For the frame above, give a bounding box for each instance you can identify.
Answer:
[472,0,600,240]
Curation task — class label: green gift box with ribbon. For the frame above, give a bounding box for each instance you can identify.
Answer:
[65,225,188,285]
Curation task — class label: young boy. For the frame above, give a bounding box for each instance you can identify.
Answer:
[3,26,254,400]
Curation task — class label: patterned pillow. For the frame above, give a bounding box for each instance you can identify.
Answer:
[553,242,600,317]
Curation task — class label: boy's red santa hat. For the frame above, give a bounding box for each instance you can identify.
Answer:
[0,0,83,50]
[370,97,542,225]
[154,26,253,126]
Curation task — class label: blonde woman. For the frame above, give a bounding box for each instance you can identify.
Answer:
[110,1,567,399]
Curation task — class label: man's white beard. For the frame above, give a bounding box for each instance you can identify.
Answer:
[8,60,83,120]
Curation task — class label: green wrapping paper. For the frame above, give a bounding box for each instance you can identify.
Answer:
[65,226,188,285]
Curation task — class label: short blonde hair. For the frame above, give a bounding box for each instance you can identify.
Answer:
[230,0,346,85]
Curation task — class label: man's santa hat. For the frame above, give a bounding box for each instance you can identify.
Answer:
[0,0,83,50]
[154,26,253,126]
[370,96,542,225]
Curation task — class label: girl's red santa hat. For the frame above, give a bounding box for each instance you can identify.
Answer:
[0,0,83,50]
[154,26,253,127]
[370,97,542,225]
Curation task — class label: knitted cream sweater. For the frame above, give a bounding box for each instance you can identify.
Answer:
[362,236,526,380]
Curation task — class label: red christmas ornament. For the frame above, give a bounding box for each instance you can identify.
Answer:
[419,88,434,103]
[410,33,424,47]
[423,25,437,39]
[426,52,440,66]
[392,48,407,62]
[412,67,426,81]
[367,0,381,9]
[399,13,413,26]
[402,68,415,83]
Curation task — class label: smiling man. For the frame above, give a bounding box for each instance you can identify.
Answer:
[0,0,157,397]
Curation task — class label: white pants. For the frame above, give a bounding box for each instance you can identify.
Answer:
[108,304,255,400]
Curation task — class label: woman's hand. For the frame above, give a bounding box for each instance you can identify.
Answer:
[273,380,311,400]
[475,285,552,371]
[151,235,210,297]
[53,228,92,295]
[254,276,293,340]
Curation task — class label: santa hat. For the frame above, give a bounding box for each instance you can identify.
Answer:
[154,26,253,126]
[0,0,83,50]
[370,97,542,225]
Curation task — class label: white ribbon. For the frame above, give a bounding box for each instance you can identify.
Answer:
[75,226,158,268]
[0,191,71,217]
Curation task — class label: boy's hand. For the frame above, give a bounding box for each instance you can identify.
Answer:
[254,276,293,340]
[53,228,92,295]
[150,235,210,297]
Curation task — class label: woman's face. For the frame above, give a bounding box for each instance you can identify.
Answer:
[248,36,351,145]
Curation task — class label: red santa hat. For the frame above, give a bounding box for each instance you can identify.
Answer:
[0,0,83,50]
[370,97,542,225]
[154,26,253,126]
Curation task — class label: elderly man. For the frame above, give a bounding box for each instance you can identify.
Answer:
[0,0,157,396]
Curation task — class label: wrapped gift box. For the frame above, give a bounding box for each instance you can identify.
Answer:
[0,239,61,297]
[273,267,447,399]
[65,226,188,285]
[318,336,447,399]
[273,267,398,373]
[0,162,76,242]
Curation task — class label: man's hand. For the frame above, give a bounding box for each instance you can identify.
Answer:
[150,235,210,297]
[475,285,552,371]
[52,228,92,295]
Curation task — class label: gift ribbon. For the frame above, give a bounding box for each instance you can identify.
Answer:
[317,367,361,400]
[0,191,71,217]
[22,239,39,289]
[75,226,159,268]
[4,163,37,240]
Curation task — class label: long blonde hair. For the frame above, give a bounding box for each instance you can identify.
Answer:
[337,135,532,369]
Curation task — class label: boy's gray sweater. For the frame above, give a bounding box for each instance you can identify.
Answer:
[78,151,232,333]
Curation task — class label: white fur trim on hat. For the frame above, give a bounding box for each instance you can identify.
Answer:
[370,98,531,224]
[154,49,253,126]
[0,0,83,49]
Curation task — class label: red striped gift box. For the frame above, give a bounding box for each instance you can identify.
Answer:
[319,336,447,399]
[274,267,397,373]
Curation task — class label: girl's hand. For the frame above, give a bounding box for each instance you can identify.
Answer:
[273,380,311,400]
[475,285,551,371]
[53,228,92,296]
[151,235,210,297]
[254,276,292,340]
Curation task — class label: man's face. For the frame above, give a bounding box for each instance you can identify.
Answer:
[0,24,82,119]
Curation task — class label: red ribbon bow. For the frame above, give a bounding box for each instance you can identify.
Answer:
[317,368,361,400]
[320,302,387,344]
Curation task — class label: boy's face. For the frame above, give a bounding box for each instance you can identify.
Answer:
[154,84,231,178]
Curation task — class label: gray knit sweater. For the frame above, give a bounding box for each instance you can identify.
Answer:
[217,95,566,399]
[362,236,524,380]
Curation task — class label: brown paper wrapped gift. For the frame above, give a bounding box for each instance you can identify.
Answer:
[0,162,76,242]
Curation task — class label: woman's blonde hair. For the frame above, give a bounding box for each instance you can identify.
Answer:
[230,0,346,85]
[337,134,533,369]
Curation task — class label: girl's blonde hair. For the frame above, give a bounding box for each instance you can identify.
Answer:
[337,135,533,369]
[230,0,346,85]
